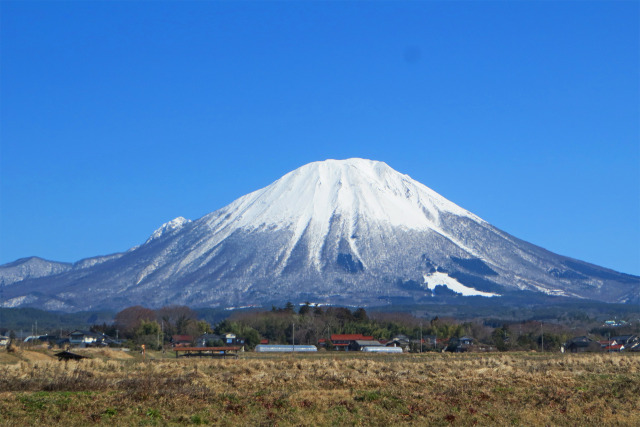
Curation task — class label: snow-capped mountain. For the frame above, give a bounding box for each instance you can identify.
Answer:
[1,158,638,312]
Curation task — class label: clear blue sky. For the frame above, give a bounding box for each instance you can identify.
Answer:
[1,1,638,275]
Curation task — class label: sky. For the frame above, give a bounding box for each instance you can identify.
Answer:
[1,1,638,276]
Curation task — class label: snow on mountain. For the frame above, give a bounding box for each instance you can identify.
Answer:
[209,159,481,232]
[423,272,500,297]
[146,217,192,243]
[1,158,638,311]
[196,158,486,272]
[73,253,125,269]
[0,257,71,285]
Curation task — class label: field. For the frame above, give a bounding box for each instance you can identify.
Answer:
[0,348,638,426]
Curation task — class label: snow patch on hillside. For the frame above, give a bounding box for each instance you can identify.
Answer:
[423,272,500,297]
[2,295,37,308]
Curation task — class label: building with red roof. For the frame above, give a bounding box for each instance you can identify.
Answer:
[329,334,374,350]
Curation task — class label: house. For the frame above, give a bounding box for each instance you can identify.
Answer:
[459,336,474,346]
[598,340,618,348]
[222,333,245,346]
[0,336,9,347]
[610,335,639,347]
[445,336,475,353]
[69,330,107,347]
[350,340,383,351]
[603,344,625,352]
[386,335,410,351]
[171,335,194,347]
[564,336,600,353]
[328,334,374,351]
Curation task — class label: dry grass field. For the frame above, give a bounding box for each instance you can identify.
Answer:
[0,349,638,426]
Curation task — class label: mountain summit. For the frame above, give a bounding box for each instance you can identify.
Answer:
[198,159,483,276]
[1,158,638,311]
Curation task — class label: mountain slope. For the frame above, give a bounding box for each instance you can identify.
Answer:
[1,159,638,311]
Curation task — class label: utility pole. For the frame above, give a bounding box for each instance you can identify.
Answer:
[540,322,544,352]
[420,322,423,353]
[292,323,295,353]
[504,328,507,350]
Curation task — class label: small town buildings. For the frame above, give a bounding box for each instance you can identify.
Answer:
[564,336,600,353]
[598,339,618,348]
[328,334,374,350]
[603,344,625,352]
[69,330,107,347]
[445,336,475,353]
[171,335,194,347]
[459,336,474,346]
[222,333,245,346]
[386,335,410,351]
[350,340,383,351]
[610,335,639,347]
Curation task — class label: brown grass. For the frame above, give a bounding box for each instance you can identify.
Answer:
[0,351,638,425]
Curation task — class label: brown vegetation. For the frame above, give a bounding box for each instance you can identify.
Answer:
[0,351,638,426]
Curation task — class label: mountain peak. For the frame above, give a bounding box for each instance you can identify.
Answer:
[2,158,637,311]
[207,158,481,233]
[198,158,484,274]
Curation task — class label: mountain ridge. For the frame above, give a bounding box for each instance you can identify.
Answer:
[1,158,638,311]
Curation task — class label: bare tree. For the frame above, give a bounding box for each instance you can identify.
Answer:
[114,306,156,338]
[156,305,198,335]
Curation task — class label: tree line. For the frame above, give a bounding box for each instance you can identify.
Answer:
[5,302,637,352]
[93,302,609,352]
